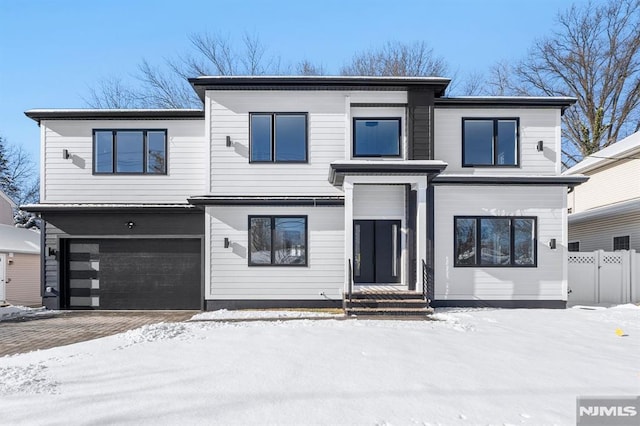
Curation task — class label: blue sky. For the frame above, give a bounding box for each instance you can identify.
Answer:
[0,0,594,167]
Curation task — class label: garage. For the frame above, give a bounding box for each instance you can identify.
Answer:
[66,238,202,310]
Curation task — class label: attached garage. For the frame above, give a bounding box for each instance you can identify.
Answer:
[65,238,201,310]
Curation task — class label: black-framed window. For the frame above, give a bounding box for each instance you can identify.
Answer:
[455,216,537,267]
[249,216,307,266]
[250,113,307,162]
[353,118,401,157]
[568,241,580,252]
[613,236,630,251]
[94,130,167,174]
[463,118,519,167]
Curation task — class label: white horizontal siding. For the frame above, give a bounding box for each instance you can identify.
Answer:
[353,184,405,218]
[434,185,567,300]
[434,108,560,175]
[5,253,41,306]
[206,206,344,300]
[42,120,206,203]
[569,211,640,251]
[571,159,640,213]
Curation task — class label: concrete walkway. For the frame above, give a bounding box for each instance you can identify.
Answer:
[0,311,196,357]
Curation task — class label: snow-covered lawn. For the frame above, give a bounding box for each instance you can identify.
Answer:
[1,305,638,425]
[0,305,58,322]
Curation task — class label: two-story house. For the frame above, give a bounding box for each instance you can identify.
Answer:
[24,76,587,311]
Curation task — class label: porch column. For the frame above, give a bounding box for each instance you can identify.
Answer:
[343,179,354,293]
[415,177,428,290]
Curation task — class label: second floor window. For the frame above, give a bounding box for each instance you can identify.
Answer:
[250,113,307,162]
[463,118,518,167]
[94,130,167,174]
[353,118,401,157]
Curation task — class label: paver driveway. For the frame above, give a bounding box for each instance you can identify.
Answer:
[0,311,196,357]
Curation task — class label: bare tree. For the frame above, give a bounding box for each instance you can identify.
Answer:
[486,0,640,167]
[296,59,325,76]
[340,41,448,77]
[84,76,144,109]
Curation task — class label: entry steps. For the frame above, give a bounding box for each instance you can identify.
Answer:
[344,291,433,317]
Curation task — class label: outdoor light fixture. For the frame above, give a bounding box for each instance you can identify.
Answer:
[126,221,135,229]
[226,136,232,147]
[47,247,57,257]
[537,141,544,152]
[224,237,230,248]
[549,238,557,249]
[63,149,71,159]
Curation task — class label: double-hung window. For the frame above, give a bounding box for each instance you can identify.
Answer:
[94,129,167,174]
[463,118,518,166]
[455,216,536,267]
[250,113,307,162]
[249,216,307,266]
[613,236,630,251]
[353,118,401,157]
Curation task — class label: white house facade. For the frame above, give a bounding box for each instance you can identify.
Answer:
[24,76,586,311]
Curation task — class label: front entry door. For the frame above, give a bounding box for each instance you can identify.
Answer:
[354,220,401,284]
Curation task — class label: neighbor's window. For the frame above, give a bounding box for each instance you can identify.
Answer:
[455,216,536,267]
[613,236,630,251]
[568,241,580,252]
[249,216,307,266]
[353,118,401,157]
[250,113,307,162]
[94,130,167,174]
[463,118,518,166]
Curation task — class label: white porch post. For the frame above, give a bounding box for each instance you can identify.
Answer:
[415,177,428,290]
[344,179,354,293]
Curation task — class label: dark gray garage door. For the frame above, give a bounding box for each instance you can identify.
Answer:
[67,239,201,310]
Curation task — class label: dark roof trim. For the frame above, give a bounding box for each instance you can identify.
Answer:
[189,76,451,101]
[431,175,589,187]
[329,160,448,186]
[435,97,577,113]
[24,109,205,124]
[188,196,345,206]
[21,203,199,213]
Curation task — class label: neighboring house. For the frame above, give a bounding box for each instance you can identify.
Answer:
[565,131,640,252]
[23,76,586,311]
[0,189,16,225]
[0,224,41,306]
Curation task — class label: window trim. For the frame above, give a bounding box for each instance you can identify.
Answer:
[613,235,630,251]
[352,117,402,158]
[249,113,308,163]
[454,215,538,267]
[462,117,520,168]
[92,129,168,175]
[248,215,308,267]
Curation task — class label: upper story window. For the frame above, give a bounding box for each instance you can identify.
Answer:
[353,118,401,157]
[250,113,307,162]
[463,118,518,167]
[455,216,536,267]
[94,130,167,174]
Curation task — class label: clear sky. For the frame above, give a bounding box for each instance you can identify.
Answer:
[0,0,595,168]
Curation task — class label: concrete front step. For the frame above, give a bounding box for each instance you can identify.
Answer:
[348,291,425,300]
[347,299,429,309]
[346,307,434,317]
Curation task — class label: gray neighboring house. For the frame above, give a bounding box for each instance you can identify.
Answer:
[565,131,640,252]
[0,190,41,306]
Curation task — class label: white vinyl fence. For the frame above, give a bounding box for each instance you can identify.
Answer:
[568,250,640,305]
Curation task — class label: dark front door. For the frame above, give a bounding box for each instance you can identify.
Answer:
[353,220,401,284]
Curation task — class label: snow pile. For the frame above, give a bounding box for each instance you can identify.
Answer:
[0,364,58,394]
[0,305,58,322]
[190,308,343,321]
[118,322,190,347]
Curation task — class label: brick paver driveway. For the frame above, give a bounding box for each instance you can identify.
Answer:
[0,311,196,357]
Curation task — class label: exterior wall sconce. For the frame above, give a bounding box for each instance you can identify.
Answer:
[8,252,14,264]
[224,237,230,248]
[126,221,135,229]
[47,247,57,257]
[226,136,232,147]
[549,238,557,249]
[537,141,544,152]
[63,149,71,159]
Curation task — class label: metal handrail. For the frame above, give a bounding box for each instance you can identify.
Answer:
[348,259,353,304]
[422,259,434,306]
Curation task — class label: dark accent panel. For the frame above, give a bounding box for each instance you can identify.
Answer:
[407,188,417,290]
[408,90,435,160]
[205,299,343,311]
[434,97,576,113]
[189,196,344,206]
[431,175,588,186]
[68,270,99,279]
[68,288,100,297]
[68,253,91,261]
[98,239,201,309]
[354,220,375,283]
[431,300,567,309]
[375,221,401,284]
[25,109,204,124]
[329,161,447,186]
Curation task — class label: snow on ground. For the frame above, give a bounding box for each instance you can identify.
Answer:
[0,305,59,322]
[1,305,639,425]
[190,309,343,321]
